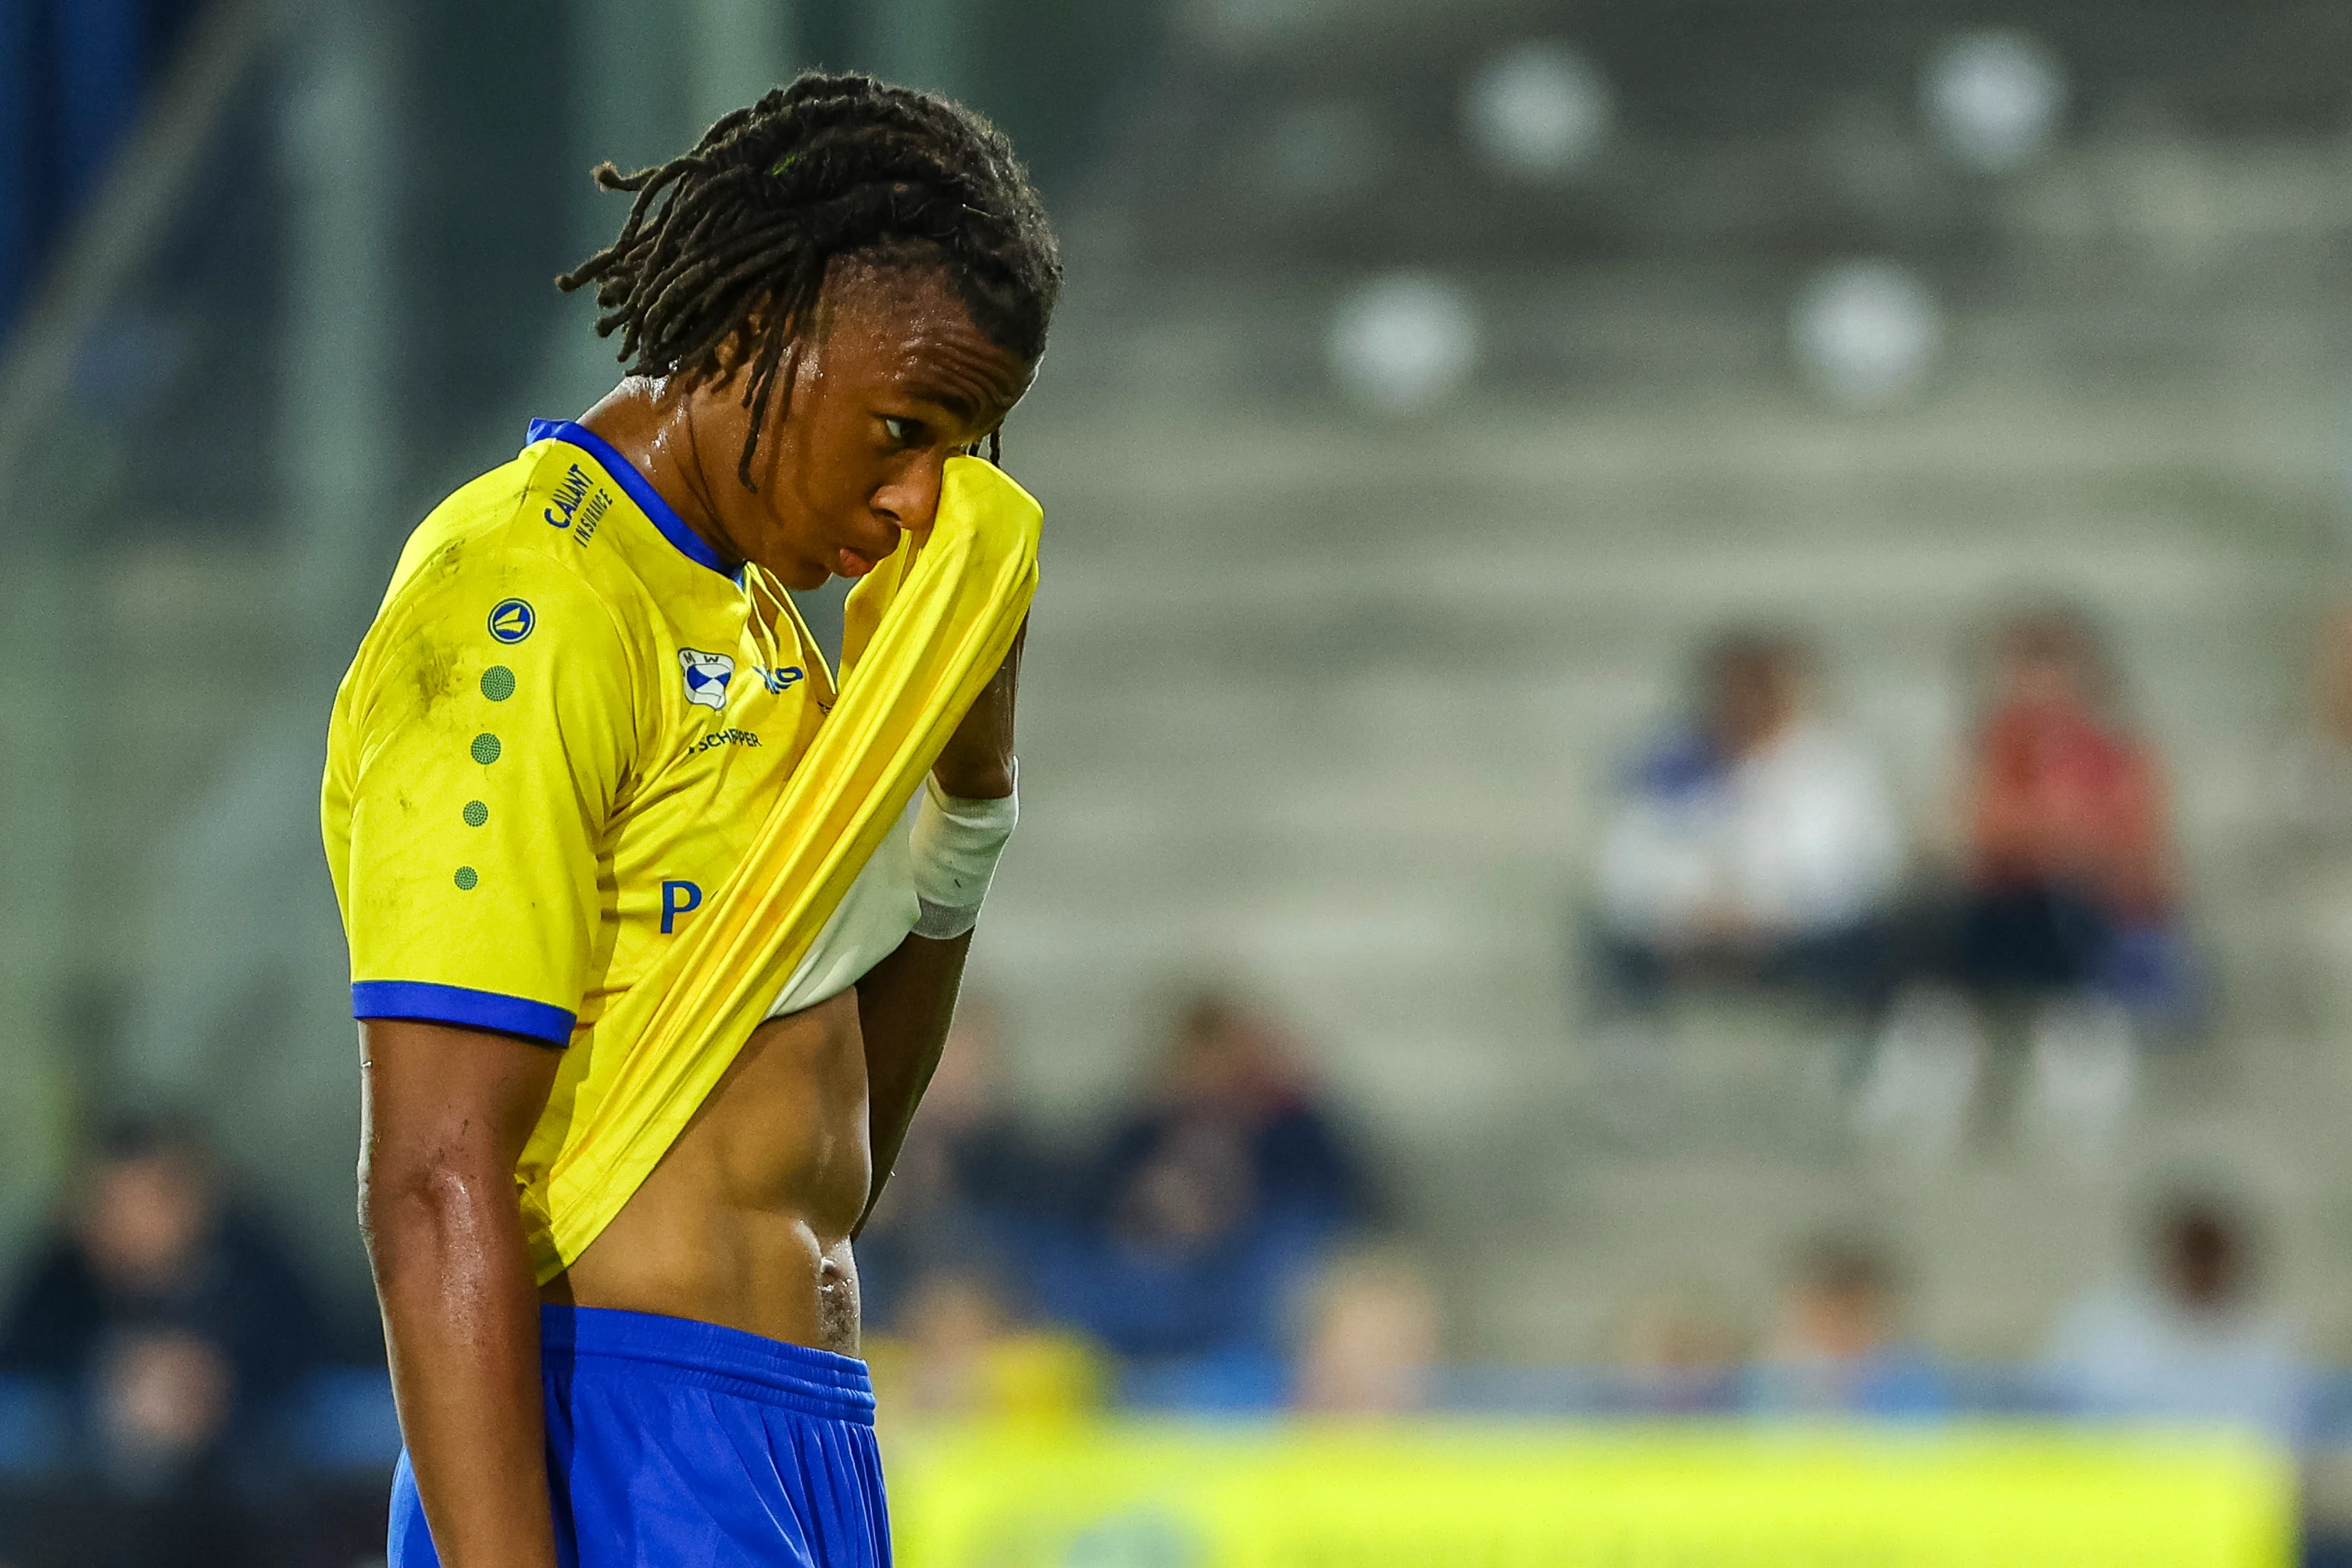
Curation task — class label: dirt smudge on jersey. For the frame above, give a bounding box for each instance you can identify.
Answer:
[413,638,462,713]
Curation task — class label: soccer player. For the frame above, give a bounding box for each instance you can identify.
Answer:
[320,75,1060,1566]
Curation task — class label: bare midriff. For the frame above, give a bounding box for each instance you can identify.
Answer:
[540,988,870,1355]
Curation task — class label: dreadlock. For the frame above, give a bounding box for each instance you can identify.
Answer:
[557,72,1062,488]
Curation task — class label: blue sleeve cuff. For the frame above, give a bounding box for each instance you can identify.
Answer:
[351,981,576,1048]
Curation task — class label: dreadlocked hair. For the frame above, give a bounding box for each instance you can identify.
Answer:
[556,71,1062,488]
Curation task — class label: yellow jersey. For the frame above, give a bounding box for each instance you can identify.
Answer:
[322,419,833,1048]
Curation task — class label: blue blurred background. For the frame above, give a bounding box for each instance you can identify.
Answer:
[2,0,2351,1562]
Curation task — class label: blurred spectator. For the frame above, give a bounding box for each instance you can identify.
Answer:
[1042,993,1371,1363]
[1292,1249,1442,1416]
[0,1116,327,1568]
[1605,1281,1745,1413]
[1864,609,2189,1157]
[1746,1235,1950,1419]
[0,1114,328,1436]
[2043,1191,2302,1439]
[0,1327,249,1568]
[1121,992,1371,1234]
[95,1328,234,1491]
[863,1266,1104,1422]
[1950,607,2186,1033]
[1592,630,1903,1027]
[856,1001,1068,1331]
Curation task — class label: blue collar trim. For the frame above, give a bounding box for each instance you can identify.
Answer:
[525,418,733,578]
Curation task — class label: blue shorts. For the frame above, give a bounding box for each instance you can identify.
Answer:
[389,1305,890,1566]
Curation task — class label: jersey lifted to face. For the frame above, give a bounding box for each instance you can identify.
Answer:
[321,421,835,1047]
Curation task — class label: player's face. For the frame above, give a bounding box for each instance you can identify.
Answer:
[722,263,1035,591]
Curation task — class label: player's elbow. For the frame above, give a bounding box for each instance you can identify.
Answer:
[359,1135,517,1280]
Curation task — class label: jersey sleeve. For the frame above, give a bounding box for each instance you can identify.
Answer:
[335,549,638,1045]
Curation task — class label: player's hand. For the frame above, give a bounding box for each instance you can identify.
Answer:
[932,619,1024,800]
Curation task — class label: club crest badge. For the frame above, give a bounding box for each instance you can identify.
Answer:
[678,648,735,711]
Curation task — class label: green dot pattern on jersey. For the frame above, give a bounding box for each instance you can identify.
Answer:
[463,800,489,827]
[454,866,479,891]
[481,666,517,702]
[470,733,501,765]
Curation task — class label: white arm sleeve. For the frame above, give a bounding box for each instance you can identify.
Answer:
[910,763,1017,940]
[763,762,1021,1018]
[764,791,921,1020]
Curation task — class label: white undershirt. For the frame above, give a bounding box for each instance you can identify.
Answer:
[763,791,922,1019]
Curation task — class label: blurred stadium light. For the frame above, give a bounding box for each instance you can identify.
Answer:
[1921,28,2068,174]
[1325,273,1480,413]
[1462,41,1612,181]
[1789,259,1945,406]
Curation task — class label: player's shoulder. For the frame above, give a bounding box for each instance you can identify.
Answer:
[376,441,656,644]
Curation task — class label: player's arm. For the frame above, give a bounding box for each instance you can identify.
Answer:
[854,930,973,1235]
[854,623,1023,1230]
[331,552,634,1560]
[361,1020,563,1568]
